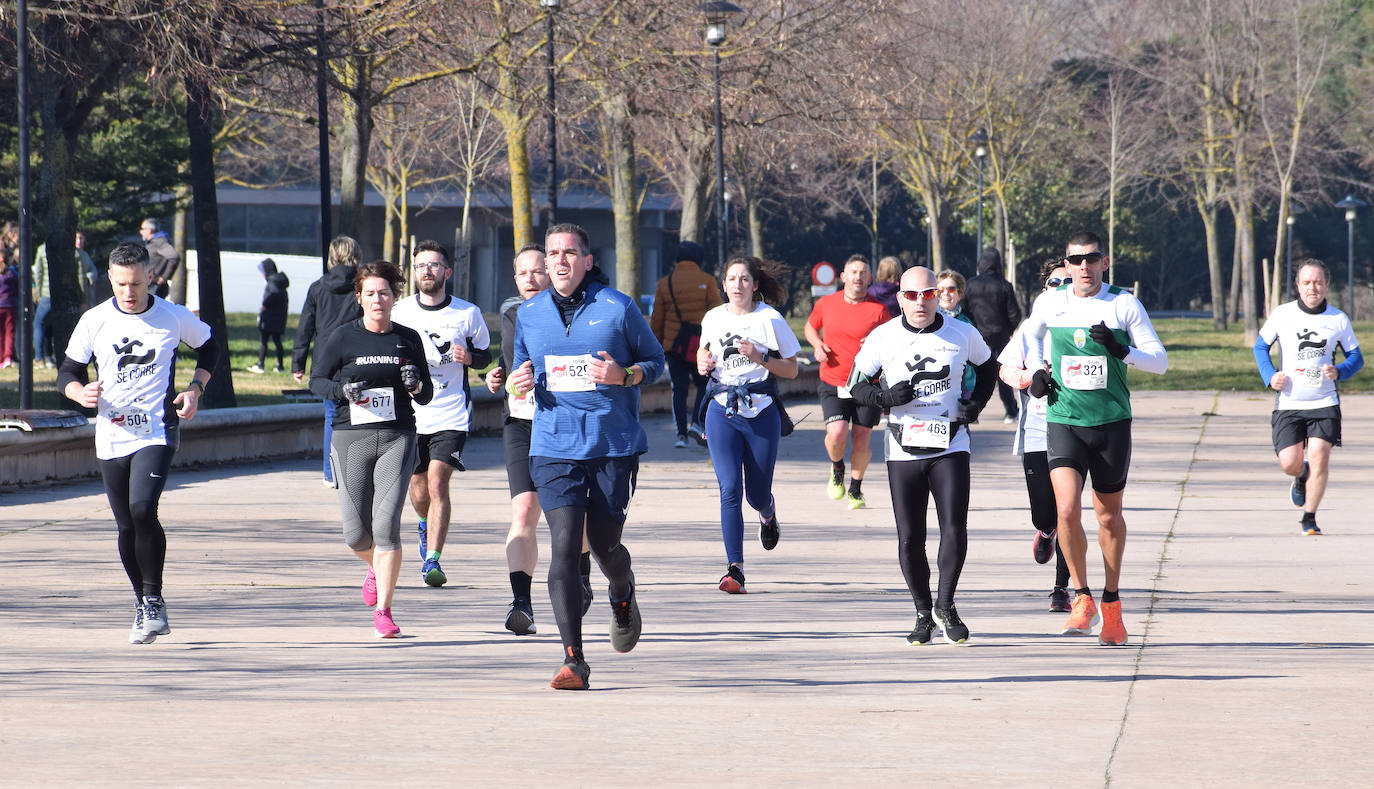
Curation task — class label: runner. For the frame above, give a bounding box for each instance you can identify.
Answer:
[485,244,594,635]
[310,260,433,638]
[508,223,664,690]
[998,259,1073,612]
[849,266,992,644]
[391,240,491,587]
[1023,231,1168,646]
[804,254,892,509]
[58,242,218,644]
[1253,259,1362,536]
[697,256,800,594]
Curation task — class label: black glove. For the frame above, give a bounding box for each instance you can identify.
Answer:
[955,397,981,425]
[1029,368,1055,399]
[342,380,369,404]
[1089,321,1129,360]
[400,363,420,393]
[878,379,917,409]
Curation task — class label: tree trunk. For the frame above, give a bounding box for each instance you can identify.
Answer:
[1237,198,1259,346]
[924,194,948,273]
[1227,217,1241,325]
[502,107,534,253]
[606,94,638,296]
[186,76,236,408]
[675,134,713,248]
[748,196,764,260]
[1200,201,1226,330]
[170,184,190,305]
[337,54,373,250]
[36,61,81,384]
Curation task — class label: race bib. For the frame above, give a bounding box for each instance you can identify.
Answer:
[349,387,396,424]
[546,354,596,392]
[1293,365,1324,389]
[1029,394,1048,416]
[1061,355,1108,390]
[899,416,951,450]
[108,407,154,437]
[508,388,536,420]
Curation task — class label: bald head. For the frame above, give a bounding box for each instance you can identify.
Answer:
[900,266,936,291]
[898,266,939,328]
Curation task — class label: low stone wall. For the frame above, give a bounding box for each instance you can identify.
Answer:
[0,367,821,488]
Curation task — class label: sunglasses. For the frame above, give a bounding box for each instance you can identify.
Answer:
[937,285,961,293]
[901,288,939,301]
[1064,252,1104,266]
[1045,277,1066,287]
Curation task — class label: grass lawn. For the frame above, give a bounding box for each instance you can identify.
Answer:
[5,313,1372,411]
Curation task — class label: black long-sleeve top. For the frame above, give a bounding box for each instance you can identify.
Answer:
[309,319,434,431]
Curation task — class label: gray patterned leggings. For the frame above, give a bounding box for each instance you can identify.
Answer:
[331,428,417,552]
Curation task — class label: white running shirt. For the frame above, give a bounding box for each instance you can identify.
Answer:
[1258,301,1359,410]
[700,302,801,419]
[392,294,490,434]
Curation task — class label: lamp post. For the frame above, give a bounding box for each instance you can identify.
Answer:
[701,1,742,270]
[969,128,988,254]
[541,0,560,225]
[315,0,331,273]
[1335,194,1367,319]
[1284,205,1300,302]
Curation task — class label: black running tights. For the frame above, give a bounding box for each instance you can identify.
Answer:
[546,505,633,653]
[100,443,176,602]
[258,331,283,368]
[1023,451,1071,589]
[887,453,970,612]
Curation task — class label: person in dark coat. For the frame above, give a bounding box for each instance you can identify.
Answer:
[867,256,902,317]
[962,247,1022,421]
[248,257,290,373]
[292,235,364,487]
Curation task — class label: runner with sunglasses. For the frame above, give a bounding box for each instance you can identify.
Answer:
[849,266,993,645]
[1022,232,1168,646]
[998,259,1072,612]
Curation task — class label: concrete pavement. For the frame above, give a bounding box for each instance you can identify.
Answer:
[2,391,1372,787]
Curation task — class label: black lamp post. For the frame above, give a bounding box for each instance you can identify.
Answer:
[701,1,742,270]
[316,0,331,273]
[1335,194,1367,319]
[541,0,560,225]
[969,128,989,254]
[1284,205,1301,302]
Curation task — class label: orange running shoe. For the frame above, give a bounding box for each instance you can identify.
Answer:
[1098,600,1127,646]
[1061,593,1100,635]
[550,646,590,690]
[718,565,746,594]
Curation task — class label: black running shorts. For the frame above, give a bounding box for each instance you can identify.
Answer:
[818,381,881,428]
[503,418,536,496]
[1271,405,1342,453]
[414,429,467,474]
[1047,419,1132,495]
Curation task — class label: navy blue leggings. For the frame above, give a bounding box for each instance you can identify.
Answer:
[705,400,780,564]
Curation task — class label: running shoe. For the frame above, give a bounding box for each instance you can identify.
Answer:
[1302,518,1322,536]
[1049,587,1071,613]
[718,564,747,594]
[1033,528,1056,565]
[1062,593,1100,635]
[246,364,265,374]
[550,646,591,690]
[906,612,935,645]
[609,584,641,653]
[129,604,156,645]
[422,557,447,587]
[759,513,780,551]
[417,521,428,557]
[321,478,336,489]
[827,469,845,500]
[1002,414,1016,424]
[1098,600,1127,646]
[933,605,970,644]
[362,567,378,607]
[273,366,285,373]
[505,598,537,635]
[141,595,171,637]
[674,434,688,449]
[374,607,401,638]
[1290,461,1309,507]
[581,574,594,616]
[846,490,866,510]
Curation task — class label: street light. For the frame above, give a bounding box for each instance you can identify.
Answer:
[541,0,560,225]
[1335,194,1367,319]
[1284,205,1301,302]
[969,128,989,255]
[701,1,742,270]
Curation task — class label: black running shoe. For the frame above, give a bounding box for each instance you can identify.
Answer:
[550,646,590,690]
[906,612,935,645]
[1301,516,1321,536]
[580,574,594,616]
[1049,587,1071,612]
[759,513,780,551]
[1033,528,1056,565]
[609,584,641,653]
[933,605,970,644]
[505,597,537,635]
[718,564,746,594]
[1290,461,1309,507]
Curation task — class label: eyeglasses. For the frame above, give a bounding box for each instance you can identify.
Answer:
[901,288,939,301]
[1063,252,1104,266]
[1045,277,1066,287]
[937,286,961,293]
[414,262,447,272]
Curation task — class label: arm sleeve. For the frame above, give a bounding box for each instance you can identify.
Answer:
[498,304,516,372]
[191,337,220,373]
[467,310,493,370]
[291,285,319,373]
[1337,346,1363,381]
[1004,287,1022,329]
[56,356,90,392]
[1022,302,1049,368]
[511,310,530,370]
[649,280,668,343]
[625,302,667,385]
[308,328,345,401]
[1253,335,1278,386]
[406,331,435,406]
[1121,298,1168,375]
[846,339,886,408]
[706,276,723,309]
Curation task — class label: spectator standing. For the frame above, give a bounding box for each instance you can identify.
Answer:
[650,240,722,448]
[963,247,1022,422]
[0,247,16,367]
[247,257,290,374]
[139,219,180,300]
[868,256,902,317]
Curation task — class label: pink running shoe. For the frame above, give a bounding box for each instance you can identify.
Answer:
[362,568,378,607]
[374,607,401,638]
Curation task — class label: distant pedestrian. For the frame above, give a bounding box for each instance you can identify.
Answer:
[963,247,1022,422]
[247,257,290,374]
[138,219,180,300]
[868,256,901,317]
[0,247,17,368]
[650,240,722,448]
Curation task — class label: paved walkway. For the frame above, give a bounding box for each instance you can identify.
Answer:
[2,391,1372,787]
